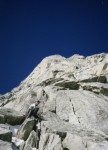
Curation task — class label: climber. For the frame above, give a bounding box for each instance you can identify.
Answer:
[26,100,40,120]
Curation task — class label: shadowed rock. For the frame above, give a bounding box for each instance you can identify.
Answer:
[80,76,107,83]
[0,114,5,124]
[0,108,25,125]
[24,130,38,150]
[80,82,108,96]
[16,118,35,141]
[0,124,12,142]
[55,81,79,90]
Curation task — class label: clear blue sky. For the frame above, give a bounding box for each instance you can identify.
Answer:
[0,0,108,94]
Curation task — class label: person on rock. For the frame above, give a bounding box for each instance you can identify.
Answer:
[27,100,40,120]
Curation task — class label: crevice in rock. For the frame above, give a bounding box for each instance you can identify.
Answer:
[50,110,56,113]
[80,85,100,94]
[0,97,15,107]
[52,70,63,78]
[43,134,50,148]
[27,119,41,149]
[56,132,67,141]
[82,140,88,150]
[55,97,57,114]
[63,148,69,150]
[64,119,69,122]
[80,83,108,96]
[55,81,79,90]
[97,76,107,83]
[37,78,64,87]
[12,143,19,150]
[101,88,108,96]
[69,98,81,124]
[72,103,75,115]
[80,75,107,83]
[35,126,41,149]
[72,103,80,124]
[42,89,49,100]
[105,137,108,142]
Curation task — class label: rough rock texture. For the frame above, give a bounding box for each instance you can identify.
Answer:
[0,108,25,125]
[12,137,24,148]
[24,130,37,150]
[62,134,108,150]
[39,133,63,150]
[0,53,108,150]
[0,124,12,142]
[0,140,13,150]
[79,82,108,95]
[16,118,35,141]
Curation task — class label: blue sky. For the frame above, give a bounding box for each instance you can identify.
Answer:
[0,0,108,94]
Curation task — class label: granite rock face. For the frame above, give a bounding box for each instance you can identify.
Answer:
[24,130,37,150]
[0,53,108,150]
[0,124,12,142]
[16,118,35,141]
[0,140,13,150]
[0,108,25,125]
[39,133,63,150]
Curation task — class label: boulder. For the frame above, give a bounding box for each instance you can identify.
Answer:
[0,124,12,142]
[24,130,37,150]
[41,119,108,149]
[0,108,25,125]
[16,118,35,141]
[62,133,108,150]
[62,133,86,150]
[0,140,12,150]
[41,120,108,142]
[39,133,63,150]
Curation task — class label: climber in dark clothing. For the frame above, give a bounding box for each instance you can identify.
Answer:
[26,100,41,149]
[27,100,40,120]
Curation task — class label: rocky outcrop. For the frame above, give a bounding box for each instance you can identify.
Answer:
[79,82,108,95]
[0,122,13,149]
[23,130,38,150]
[0,140,13,150]
[0,124,12,142]
[39,133,63,150]
[55,81,79,90]
[0,53,108,150]
[0,108,25,125]
[16,118,35,141]
[80,75,107,83]
[62,134,108,150]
